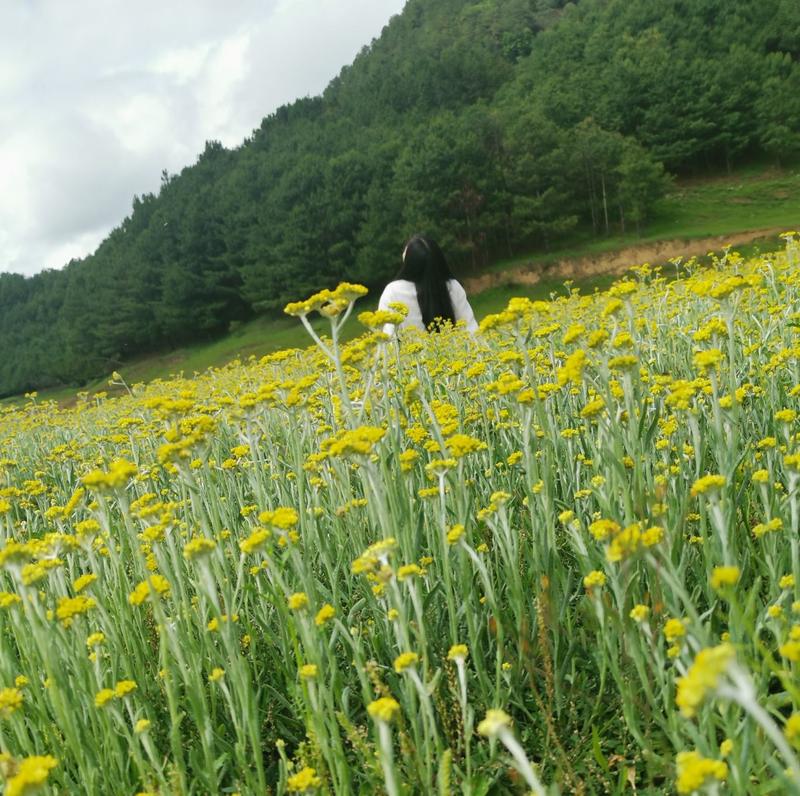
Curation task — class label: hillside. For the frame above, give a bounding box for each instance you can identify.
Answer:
[1,0,799,397]
[4,166,794,409]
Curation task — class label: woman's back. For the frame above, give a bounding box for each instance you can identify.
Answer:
[378,278,478,334]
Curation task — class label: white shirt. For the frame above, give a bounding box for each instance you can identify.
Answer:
[377,279,479,335]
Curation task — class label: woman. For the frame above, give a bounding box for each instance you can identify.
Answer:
[377,235,478,335]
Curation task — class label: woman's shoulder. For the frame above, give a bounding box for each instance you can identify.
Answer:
[381,280,416,296]
[379,280,417,309]
[447,279,467,295]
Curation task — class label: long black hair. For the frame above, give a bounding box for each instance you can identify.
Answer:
[395,235,456,330]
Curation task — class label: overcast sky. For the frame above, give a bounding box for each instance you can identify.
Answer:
[0,0,406,277]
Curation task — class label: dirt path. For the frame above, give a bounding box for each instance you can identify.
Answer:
[463,227,788,294]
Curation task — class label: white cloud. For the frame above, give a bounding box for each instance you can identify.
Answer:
[0,0,406,276]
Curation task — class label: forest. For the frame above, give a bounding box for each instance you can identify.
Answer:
[1,0,799,396]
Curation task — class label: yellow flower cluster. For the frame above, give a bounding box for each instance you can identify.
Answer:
[675,644,735,718]
[675,750,728,794]
[284,282,368,318]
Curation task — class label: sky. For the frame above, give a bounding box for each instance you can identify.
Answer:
[0,0,406,277]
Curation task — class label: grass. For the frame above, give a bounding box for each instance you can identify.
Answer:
[5,164,799,407]
[487,164,800,273]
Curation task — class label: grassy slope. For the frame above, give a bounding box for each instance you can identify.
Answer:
[488,164,800,272]
[4,165,798,406]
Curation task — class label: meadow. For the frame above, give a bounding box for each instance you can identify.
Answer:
[3,235,800,794]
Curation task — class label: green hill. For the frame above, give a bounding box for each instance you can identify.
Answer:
[4,164,794,409]
[1,0,799,398]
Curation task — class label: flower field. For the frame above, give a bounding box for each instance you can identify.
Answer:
[3,236,800,795]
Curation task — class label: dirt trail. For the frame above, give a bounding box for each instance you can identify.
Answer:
[463,227,787,294]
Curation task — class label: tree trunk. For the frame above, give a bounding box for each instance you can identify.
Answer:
[601,172,609,235]
[585,161,598,235]
[504,213,513,258]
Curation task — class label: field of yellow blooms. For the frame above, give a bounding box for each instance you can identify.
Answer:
[3,235,800,795]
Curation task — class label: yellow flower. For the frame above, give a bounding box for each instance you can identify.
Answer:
[752,469,770,483]
[393,652,419,673]
[287,766,322,792]
[425,457,457,475]
[641,526,664,546]
[5,755,58,796]
[81,459,137,492]
[781,575,795,590]
[55,595,96,628]
[0,592,21,609]
[135,719,151,733]
[94,689,116,708]
[690,474,726,496]
[299,664,318,680]
[663,618,686,643]
[477,709,512,737]
[557,349,587,386]
[398,450,420,472]
[675,750,727,794]
[580,398,605,419]
[183,537,217,560]
[447,524,465,544]
[445,434,487,459]
[692,349,723,372]
[325,427,385,458]
[397,564,424,582]
[779,640,800,661]
[629,605,650,622]
[608,354,638,371]
[447,644,469,661]
[114,680,137,698]
[562,323,585,344]
[240,528,270,555]
[606,523,642,562]
[288,592,309,611]
[753,517,783,538]
[710,566,740,590]
[258,507,299,530]
[208,668,225,683]
[601,298,624,318]
[588,519,620,541]
[786,714,800,746]
[588,328,609,347]
[73,573,97,592]
[128,574,170,606]
[0,687,23,718]
[583,570,606,589]
[367,697,401,723]
[315,604,335,626]
[675,643,734,718]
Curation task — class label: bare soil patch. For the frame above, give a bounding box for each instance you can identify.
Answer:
[464,227,787,294]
